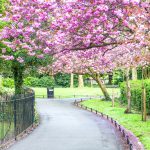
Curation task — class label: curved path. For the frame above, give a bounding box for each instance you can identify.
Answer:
[8,98,124,150]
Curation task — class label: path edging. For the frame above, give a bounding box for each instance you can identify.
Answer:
[74,99,144,150]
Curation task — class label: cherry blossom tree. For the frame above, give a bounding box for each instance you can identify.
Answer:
[0,0,149,95]
[40,41,149,102]
[52,0,149,54]
[0,0,56,94]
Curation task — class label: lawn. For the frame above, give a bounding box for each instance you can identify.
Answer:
[81,99,150,150]
[32,87,120,98]
[0,122,14,140]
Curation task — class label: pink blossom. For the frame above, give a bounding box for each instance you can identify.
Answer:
[37,54,44,59]
[43,47,51,54]
[2,48,6,54]
[17,57,24,63]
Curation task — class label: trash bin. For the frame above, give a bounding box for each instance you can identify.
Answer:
[47,87,54,98]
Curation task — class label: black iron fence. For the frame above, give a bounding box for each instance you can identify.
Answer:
[0,88,35,145]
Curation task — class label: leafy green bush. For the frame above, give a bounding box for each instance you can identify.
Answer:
[2,78,14,88]
[37,76,55,87]
[2,76,55,88]
[54,73,78,87]
[24,76,55,87]
[120,80,150,112]
[24,77,39,87]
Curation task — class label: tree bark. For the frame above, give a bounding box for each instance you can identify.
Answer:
[112,96,115,107]
[95,75,111,101]
[108,74,113,85]
[88,68,111,101]
[125,68,131,113]
[70,73,74,88]
[90,77,93,88]
[78,75,84,88]
[132,67,137,80]
[12,62,24,95]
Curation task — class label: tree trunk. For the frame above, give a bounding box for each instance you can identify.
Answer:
[90,77,93,88]
[95,75,111,101]
[112,96,115,107]
[112,88,115,107]
[12,62,24,95]
[132,67,137,80]
[70,73,74,88]
[78,75,84,88]
[108,74,113,85]
[125,68,131,113]
[88,68,111,101]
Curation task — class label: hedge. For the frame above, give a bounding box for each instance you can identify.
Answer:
[2,76,55,88]
[120,80,150,112]
[24,76,55,87]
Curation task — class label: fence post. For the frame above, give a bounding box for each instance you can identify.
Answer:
[32,93,35,126]
[14,97,17,140]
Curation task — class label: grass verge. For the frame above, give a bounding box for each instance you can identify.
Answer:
[81,99,150,150]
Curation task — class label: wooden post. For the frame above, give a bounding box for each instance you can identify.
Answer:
[112,88,115,107]
[125,68,131,113]
[142,87,147,121]
[70,73,74,88]
[78,75,84,88]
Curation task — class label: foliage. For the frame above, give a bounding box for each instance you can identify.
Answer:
[0,0,7,14]
[81,99,150,150]
[120,80,150,112]
[0,0,148,64]
[54,73,78,87]
[24,76,55,88]
[2,76,55,88]
[0,86,4,95]
[2,78,14,88]
[112,70,124,85]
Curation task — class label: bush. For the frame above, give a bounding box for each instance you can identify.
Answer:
[24,77,39,87]
[54,73,78,87]
[37,76,55,87]
[2,76,55,88]
[24,76,55,87]
[2,78,14,88]
[120,79,150,112]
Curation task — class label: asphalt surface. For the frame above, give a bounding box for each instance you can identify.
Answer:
[8,98,124,150]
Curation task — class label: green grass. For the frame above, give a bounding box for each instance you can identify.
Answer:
[32,87,120,98]
[0,122,14,140]
[81,99,150,150]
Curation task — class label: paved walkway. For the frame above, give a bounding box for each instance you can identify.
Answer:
[8,98,124,150]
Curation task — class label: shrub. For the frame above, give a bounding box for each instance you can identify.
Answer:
[37,76,55,87]
[2,78,14,88]
[54,73,78,87]
[24,76,55,87]
[120,79,150,112]
[24,77,39,87]
[2,76,55,88]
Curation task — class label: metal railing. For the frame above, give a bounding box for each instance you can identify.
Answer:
[35,93,120,99]
[0,88,35,145]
